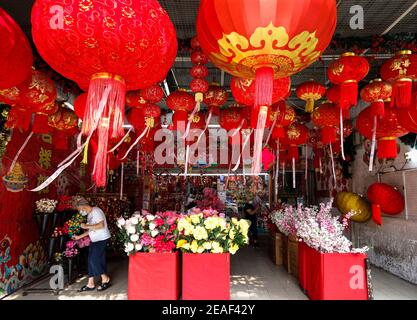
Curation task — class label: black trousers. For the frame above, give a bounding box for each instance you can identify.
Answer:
[245,214,258,241]
[88,239,107,277]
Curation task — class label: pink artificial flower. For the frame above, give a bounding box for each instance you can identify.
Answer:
[154,218,165,227]
[140,233,155,246]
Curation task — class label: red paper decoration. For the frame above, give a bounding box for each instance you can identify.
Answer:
[311,102,342,144]
[271,102,296,140]
[381,50,417,108]
[356,105,408,160]
[190,65,209,79]
[127,104,161,132]
[367,182,405,225]
[282,123,309,161]
[327,52,369,110]
[360,79,392,118]
[190,78,209,95]
[167,90,196,131]
[31,0,177,187]
[0,8,33,89]
[219,107,247,132]
[203,84,228,109]
[126,90,147,109]
[140,84,164,104]
[296,81,326,113]
[74,93,88,119]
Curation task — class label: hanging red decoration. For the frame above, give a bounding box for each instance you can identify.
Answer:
[0,8,33,89]
[360,79,392,118]
[311,102,342,144]
[48,106,79,150]
[296,81,326,113]
[32,102,59,134]
[327,52,369,110]
[381,50,417,108]
[74,93,88,119]
[219,107,247,132]
[190,78,209,95]
[191,36,201,49]
[271,102,296,140]
[190,49,209,66]
[398,93,417,133]
[5,107,33,131]
[140,84,165,104]
[282,123,309,161]
[356,105,408,160]
[367,182,405,225]
[190,65,209,79]
[167,90,196,132]
[126,91,147,109]
[127,104,161,131]
[31,0,177,187]
[203,83,228,109]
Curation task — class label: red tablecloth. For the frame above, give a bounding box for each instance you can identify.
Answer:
[128,252,180,300]
[182,253,230,300]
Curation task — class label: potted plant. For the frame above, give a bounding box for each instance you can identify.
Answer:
[118,210,180,300]
[177,213,250,300]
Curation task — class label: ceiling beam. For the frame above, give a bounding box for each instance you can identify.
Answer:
[381,0,417,35]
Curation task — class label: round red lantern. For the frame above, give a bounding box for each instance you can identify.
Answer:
[126,90,147,109]
[270,102,296,140]
[381,50,417,108]
[127,104,161,131]
[190,65,209,79]
[397,93,417,133]
[360,79,392,118]
[5,107,33,131]
[367,182,405,225]
[219,107,246,132]
[282,123,309,161]
[311,102,341,144]
[296,81,326,113]
[0,8,33,89]
[191,36,201,49]
[203,83,228,108]
[140,84,164,104]
[356,105,408,160]
[48,106,79,150]
[190,78,209,95]
[31,0,177,187]
[32,102,59,134]
[74,93,88,119]
[327,52,370,110]
[190,49,209,66]
[167,90,196,132]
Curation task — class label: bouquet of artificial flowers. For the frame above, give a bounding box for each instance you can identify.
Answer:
[51,227,64,238]
[188,207,225,218]
[62,240,79,258]
[117,210,180,255]
[63,212,86,237]
[35,198,58,214]
[176,213,250,255]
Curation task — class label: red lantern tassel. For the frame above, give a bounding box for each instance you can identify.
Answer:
[372,203,382,226]
[377,137,398,159]
[288,145,299,161]
[391,79,412,108]
[252,67,274,175]
[321,127,337,144]
[32,114,52,134]
[370,101,385,118]
[340,81,358,109]
[84,73,126,187]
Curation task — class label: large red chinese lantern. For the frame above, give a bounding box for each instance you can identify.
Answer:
[296,81,326,113]
[360,79,392,118]
[398,92,417,133]
[282,123,309,188]
[197,0,336,174]
[327,53,369,110]
[0,8,33,89]
[367,182,405,225]
[381,50,417,108]
[48,106,79,150]
[31,0,177,187]
[356,105,408,163]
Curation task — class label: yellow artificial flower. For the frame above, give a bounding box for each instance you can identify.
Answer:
[176,239,188,249]
[190,214,202,225]
[190,240,199,253]
[193,226,208,240]
[239,219,250,234]
[197,246,205,254]
[229,244,239,255]
[218,218,228,230]
[204,217,218,230]
[182,243,191,251]
[184,225,194,236]
[178,218,191,232]
[211,241,224,253]
[203,242,212,250]
[231,217,239,225]
[229,229,235,240]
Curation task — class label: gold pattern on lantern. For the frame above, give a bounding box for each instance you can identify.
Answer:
[41,134,52,144]
[64,15,74,26]
[331,62,344,76]
[79,0,93,12]
[39,148,52,169]
[0,87,20,101]
[192,115,200,123]
[287,126,301,139]
[122,6,135,18]
[104,17,116,29]
[145,117,155,128]
[212,23,321,79]
[125,42,136,52]
[84,37,99,49]
[391,59,411,75]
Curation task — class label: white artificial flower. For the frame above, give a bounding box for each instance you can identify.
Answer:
[135,243,143,251]
[130,217,139,225]
[130,234,139,242]
[125,242,134,252]
[146,215,155,221]
[116,217,126,228]
[149,222,156,230]
[151,230,159,237]
[127,226,136,234]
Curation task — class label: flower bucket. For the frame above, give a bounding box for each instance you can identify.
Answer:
[47,237,57,263]
[270,232,284,265]
[306,249,368,300]
[35,213,50,239]
[182,253,230,300]
[128,252,180,300]
[298,241,311,291]
[288,235,299,278]
[51,212,59,231]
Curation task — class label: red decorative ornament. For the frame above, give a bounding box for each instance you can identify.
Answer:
[6,107,33,131]
[397,93,417,133]
[167,90,196,131]
[140,84,164,104]
[327,52,370,110]
[32,102,59,134]
[0,8,33,89]
[230,76,291,106]
[219,107,246,132]
[381,50,417,108]
[74,93,88,119]
[31,0,177,187]
[271,102,296,140]
[296,80,326,113]
[311,102,342,144]
[360,79,392,118]
[127,104,161,131]
[282,123,309,161]
[190,49,209,65]
[190,78,209,94]
[48,106,79,150]
[367,182,405,225]
[356,105,408,160]
[191,36,201,49]
[126,90,147,108]
[190,65,209,79]
[203,83,228,108]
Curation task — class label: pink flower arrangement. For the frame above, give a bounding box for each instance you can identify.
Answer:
[117,211,180,255]
[189,207,225,218]
[196,188,225,212]
[76,236,91,248]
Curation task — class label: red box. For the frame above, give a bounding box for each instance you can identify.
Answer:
[298,241,308,290]
[128,252,180,300]
[182,253,230,300]
[306,249,368,300]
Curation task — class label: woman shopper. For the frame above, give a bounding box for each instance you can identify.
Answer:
[72,197,111,292]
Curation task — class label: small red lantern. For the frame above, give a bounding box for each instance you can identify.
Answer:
[381,50,417,108]
[0,8,33,89]
[311,102,341,144]
[296,81,326,113]
[397,93,417,133]
[6,107,33,131]
[356,105,408,160]
[282,123,309,161]
[203,83,228,108]
[127,104,161,131]
[167,90,196,131]
[219,106,247,132]
[48,106,79,150]
[367,182,405,225]
[190,78,209,95]
[32,102,59,134]
[271,102,296,140]
[327,52,369,109]
[140,84,164,104]
[190,65,209,79]
[126,90,147,108]
[360,79,392,118]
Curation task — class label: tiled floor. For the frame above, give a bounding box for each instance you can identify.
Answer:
[5,238,417,300]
